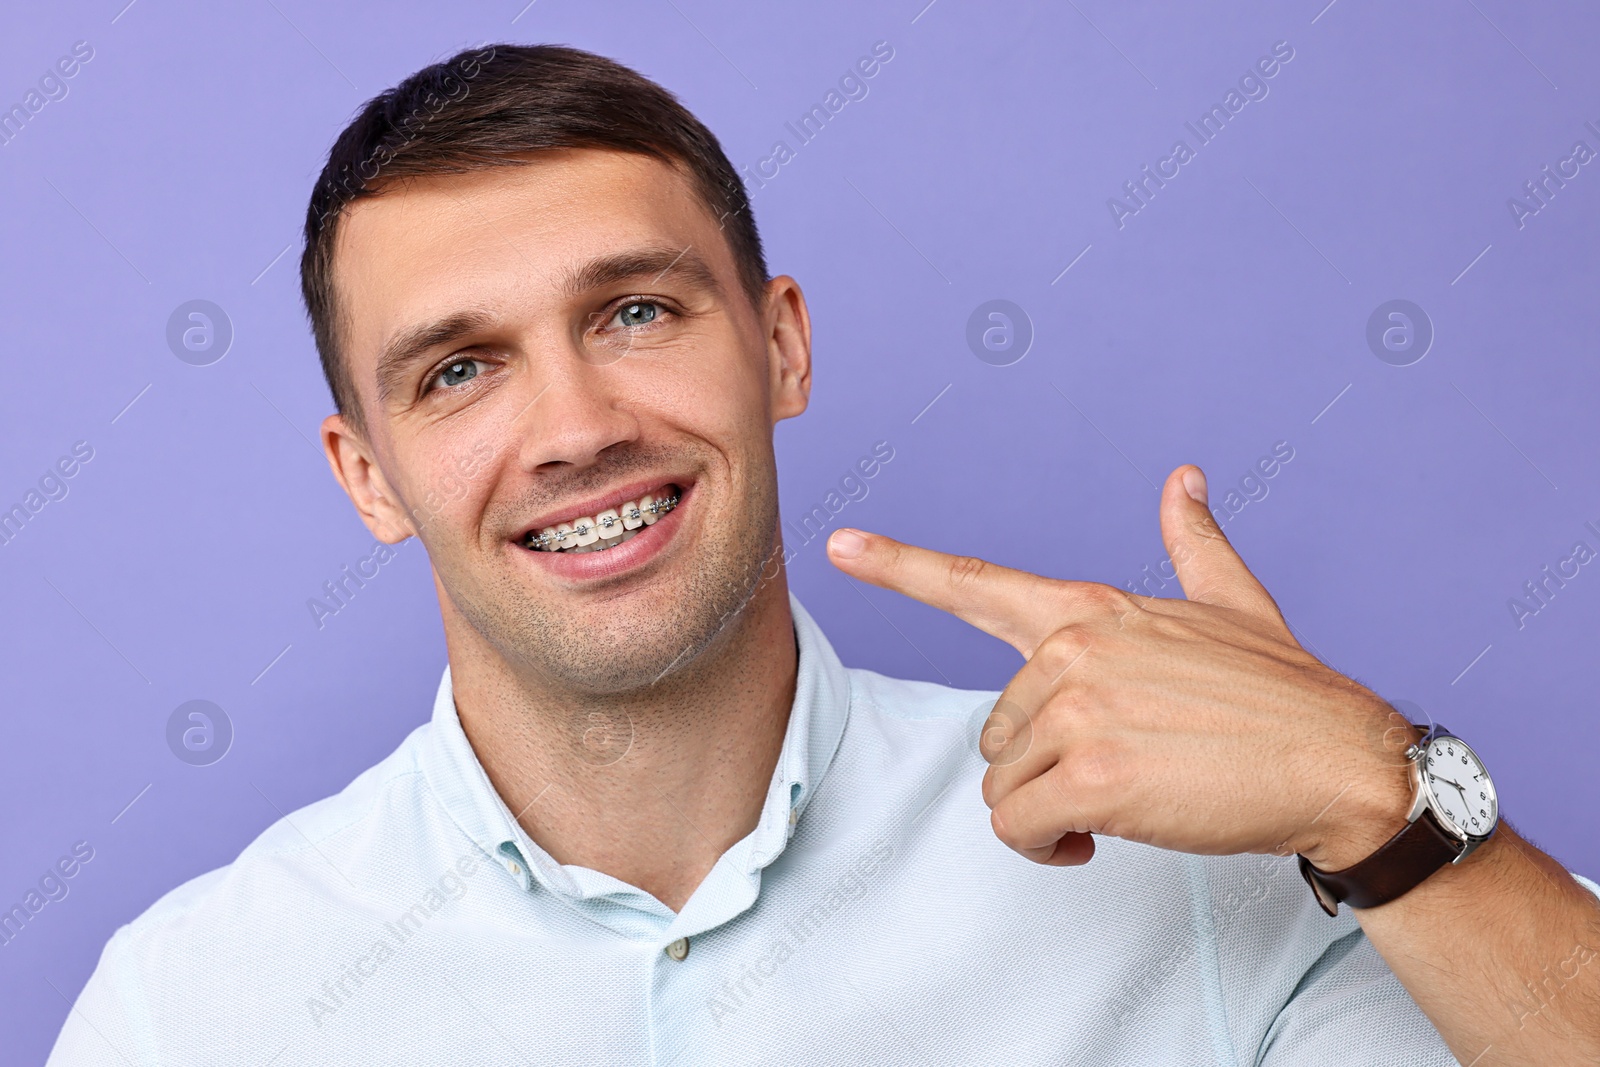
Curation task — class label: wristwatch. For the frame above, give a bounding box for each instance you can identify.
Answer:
[1298,721,1499,916]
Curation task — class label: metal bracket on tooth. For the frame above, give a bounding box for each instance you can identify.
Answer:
[523,494,680,551]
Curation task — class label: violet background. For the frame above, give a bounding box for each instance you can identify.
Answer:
[3,1,1597,1060]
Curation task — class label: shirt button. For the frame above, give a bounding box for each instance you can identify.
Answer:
[664,937,690,962]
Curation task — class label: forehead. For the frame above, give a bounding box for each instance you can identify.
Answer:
[331,148,729,372]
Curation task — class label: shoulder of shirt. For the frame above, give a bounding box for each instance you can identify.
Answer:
[843,664,999,722]
[108,718,436,945]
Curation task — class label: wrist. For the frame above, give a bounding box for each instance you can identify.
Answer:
[1295,715,1422,871]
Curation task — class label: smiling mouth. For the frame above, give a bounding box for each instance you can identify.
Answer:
[521,484,683,554]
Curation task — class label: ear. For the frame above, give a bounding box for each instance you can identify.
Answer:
[762,274,812,423]
[321,413,414,544]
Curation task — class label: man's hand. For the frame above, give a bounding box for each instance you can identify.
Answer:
[826,464,1416,871]
[829,463,1600,1063]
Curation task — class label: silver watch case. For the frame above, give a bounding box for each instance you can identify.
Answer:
[1402,724,1499,864]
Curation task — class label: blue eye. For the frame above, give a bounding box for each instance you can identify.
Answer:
[434,359,481,389]
[615,301,659,328]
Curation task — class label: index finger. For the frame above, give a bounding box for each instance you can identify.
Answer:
[826,528,1072,656]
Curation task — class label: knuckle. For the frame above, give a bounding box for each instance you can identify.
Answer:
[989,804,1022,848]
[1078,582,1120,610]
[1042,686,1085,716]
[1058,620,1095,644]
[1059,739,1127,796]
[1037,689,1087,734]
[979,700,1035,766]
[1190,511,1228,545]
[946,554,991,590]
[1034,627,1089,674]
[1113,596,1154,630]
[1086,582,1140,620]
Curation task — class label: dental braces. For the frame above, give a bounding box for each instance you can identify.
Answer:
[523,493,680,550]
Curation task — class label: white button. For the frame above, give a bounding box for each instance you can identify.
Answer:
[508,861,522,876]
[664,937,690,962]
[788,806,799,827]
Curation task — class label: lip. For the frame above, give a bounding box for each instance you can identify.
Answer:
[513,476,693,541]
[508,479,693,583]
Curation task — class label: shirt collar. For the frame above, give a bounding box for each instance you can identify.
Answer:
[417,590,851,905]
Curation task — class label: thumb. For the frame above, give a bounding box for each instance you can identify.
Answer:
[1161,465,1287,625]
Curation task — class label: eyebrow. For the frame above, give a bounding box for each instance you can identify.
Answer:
[375,309,500,405]
[373,245,724,406]
[560,244,722,303]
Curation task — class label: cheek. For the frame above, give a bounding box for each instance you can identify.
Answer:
[649,336,773,441]
[393,437,501,538]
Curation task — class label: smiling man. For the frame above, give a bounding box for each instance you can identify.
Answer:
[51,44,1600,1067]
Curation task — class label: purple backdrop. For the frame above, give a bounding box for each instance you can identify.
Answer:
[3,1,1597,1059]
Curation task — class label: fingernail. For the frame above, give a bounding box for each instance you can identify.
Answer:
[828,529,866,559]
[1182,467,1207,505]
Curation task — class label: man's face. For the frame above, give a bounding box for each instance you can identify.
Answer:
[324,149,810,694]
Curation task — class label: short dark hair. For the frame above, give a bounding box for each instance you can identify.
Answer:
[299,43,768,432]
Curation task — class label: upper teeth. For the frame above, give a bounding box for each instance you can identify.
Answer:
[523,492,680,552]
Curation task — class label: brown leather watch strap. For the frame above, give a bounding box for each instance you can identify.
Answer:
[1298,806,1463,915]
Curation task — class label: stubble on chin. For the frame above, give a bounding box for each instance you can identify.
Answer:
[454,476,781,697]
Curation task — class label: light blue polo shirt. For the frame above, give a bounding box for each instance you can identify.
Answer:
[51,593,1583,1065]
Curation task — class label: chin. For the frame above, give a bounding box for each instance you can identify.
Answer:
[461,492,780,694]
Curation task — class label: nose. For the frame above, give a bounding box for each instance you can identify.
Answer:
[512,354,640,473]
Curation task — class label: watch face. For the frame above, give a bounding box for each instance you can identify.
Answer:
[1422,736,1498,838]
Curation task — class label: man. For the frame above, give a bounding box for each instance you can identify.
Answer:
[51,43,1600,1066]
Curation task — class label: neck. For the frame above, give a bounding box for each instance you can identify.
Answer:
[441,570,798,913]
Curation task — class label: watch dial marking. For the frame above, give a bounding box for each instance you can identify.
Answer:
[1424,736,1497,837]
